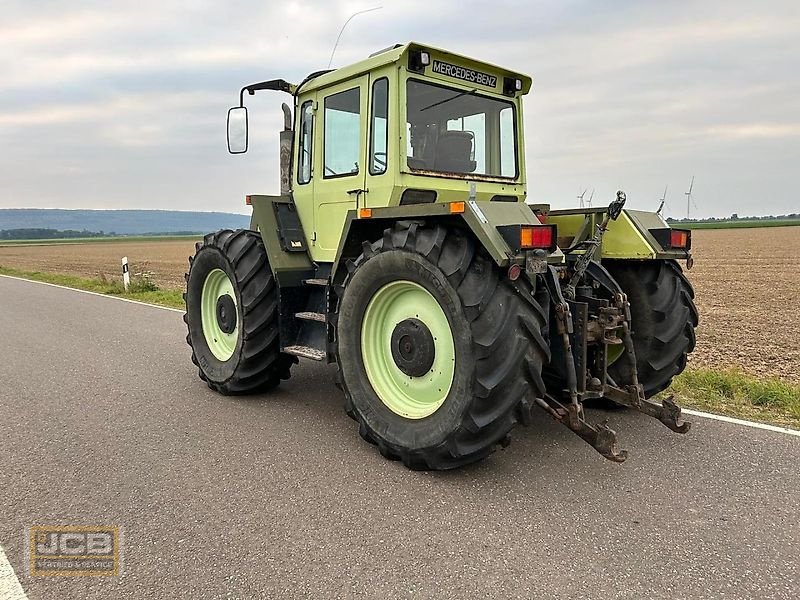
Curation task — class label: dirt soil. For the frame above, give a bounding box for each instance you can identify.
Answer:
[1,227,798,382]
[682,226,800,383]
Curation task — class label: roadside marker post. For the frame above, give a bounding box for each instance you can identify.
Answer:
[122,257,130,291]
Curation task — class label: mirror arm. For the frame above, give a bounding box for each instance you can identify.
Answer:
[238,79,297,107]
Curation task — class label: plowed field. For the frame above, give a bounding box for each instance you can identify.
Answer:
[682,226,800,382]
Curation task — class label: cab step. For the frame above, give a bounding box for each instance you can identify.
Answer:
[295,311,326,323]
[303,278,328,287]
[283,345,326,361]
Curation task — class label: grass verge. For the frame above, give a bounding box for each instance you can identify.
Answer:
[0,265,184,309]
[664,368,800,429]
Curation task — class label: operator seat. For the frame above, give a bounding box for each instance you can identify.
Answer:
[434,131,476,174]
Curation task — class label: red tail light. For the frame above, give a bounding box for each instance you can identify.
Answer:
[670,229,690,249]
[497,224,558,253]
[649,227,692,250]
[520,225,554,250]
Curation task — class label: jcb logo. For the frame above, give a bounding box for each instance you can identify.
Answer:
[29,526,121,576]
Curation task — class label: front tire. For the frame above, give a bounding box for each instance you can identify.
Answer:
[605,259,698,398]
[184,229,294,394]
[334,223,550,470]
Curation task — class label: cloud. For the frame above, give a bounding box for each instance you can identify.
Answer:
[0,0,798,217]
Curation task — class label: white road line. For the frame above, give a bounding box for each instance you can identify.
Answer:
[0,273,184,313]
[683,408,800,436]
[2,274,799,438]
[0,545,27,600]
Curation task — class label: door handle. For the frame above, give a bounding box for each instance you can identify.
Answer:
[346,188,368,208]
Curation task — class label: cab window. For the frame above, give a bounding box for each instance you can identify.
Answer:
[405,79,517,178]
[297,101,313,185]
[323,88,360,178]
[369,78,388,175]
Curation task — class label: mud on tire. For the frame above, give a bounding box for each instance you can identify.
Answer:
[333,222,551,470]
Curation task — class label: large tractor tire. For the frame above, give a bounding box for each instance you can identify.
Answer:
[604,259,698,398]
[184,229,294,394]
[334,222,550,470]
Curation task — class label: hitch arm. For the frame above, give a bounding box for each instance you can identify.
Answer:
[564,190,627,300]
[603,387,691,434]
[534,394,628,463]
[601,296,691,434]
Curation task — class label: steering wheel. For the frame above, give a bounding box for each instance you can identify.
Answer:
[372,152,387,170]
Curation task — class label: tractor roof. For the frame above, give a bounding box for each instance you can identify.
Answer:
[297,41,533,95]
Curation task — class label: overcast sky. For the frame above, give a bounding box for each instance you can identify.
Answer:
[1,0,798,218]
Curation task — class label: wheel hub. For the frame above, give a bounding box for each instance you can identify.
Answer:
[391,318,435,377]
[200,268,239,362]
[216,294,237,334]
[360,280,456,420]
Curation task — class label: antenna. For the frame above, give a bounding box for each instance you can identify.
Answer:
[656,185,668,216]
[685,176,695,219]
[577,188,587,209]
[328,6,383,69]
[587,188,594,208]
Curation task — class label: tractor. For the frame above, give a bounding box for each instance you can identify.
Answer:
[184,42,698,469]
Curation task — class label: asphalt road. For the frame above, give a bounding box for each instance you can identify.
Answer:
[0,275,798,599]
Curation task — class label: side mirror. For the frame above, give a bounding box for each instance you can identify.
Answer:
[227,107,248,154]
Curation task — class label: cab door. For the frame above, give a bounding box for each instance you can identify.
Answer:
[312,75,369,262]
[363,74,392,210]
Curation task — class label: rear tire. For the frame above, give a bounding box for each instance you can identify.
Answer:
[605,259,698,398]
[334,222,550,470]
[184,229,294,394]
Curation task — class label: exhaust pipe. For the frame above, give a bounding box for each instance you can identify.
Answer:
[279,103,293,195]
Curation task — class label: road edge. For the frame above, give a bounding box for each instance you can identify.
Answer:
[0,273,184,313]
[682,408,800,437]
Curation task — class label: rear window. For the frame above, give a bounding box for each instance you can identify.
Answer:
[405,79,517,178]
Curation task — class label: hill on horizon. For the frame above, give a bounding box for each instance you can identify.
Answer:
[0,208,251,235]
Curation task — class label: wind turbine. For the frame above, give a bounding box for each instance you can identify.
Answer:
[587,188,594,208]
[656,185,668,216]
[577,188,587,209]
[685,176,696,219]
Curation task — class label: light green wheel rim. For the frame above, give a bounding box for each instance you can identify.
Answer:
[360,280,456,419]
[201,268,238,361]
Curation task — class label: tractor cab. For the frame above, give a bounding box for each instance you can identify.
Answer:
[228,43,532,261]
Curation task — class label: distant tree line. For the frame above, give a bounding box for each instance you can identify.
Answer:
[0,228,112,240]
[667,213,800,223]
[0,228,205,240]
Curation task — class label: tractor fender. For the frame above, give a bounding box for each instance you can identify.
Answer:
[248,194,315,287]
[331,201,565,284]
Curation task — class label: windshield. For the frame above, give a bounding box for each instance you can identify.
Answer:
[406,79,517,178]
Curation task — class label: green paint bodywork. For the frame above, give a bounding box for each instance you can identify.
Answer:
[201,268,238,361]
[333,201,564,279]
[361,280,455,419]
[547,207,691,260]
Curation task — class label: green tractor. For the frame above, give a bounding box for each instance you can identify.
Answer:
[184,42,698,469]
